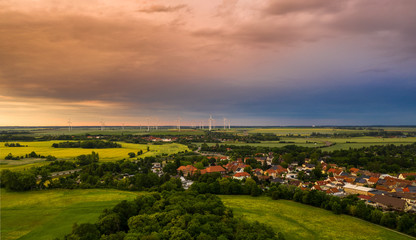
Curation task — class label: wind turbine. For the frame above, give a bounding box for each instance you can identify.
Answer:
[146,117,150,132]
[177,117,181,131]
[228,119,231,129]
[67,119,72,132]
[122,123,125,130]
[209,115,213,131]
[100,120,105,131]
[223,118,227,130]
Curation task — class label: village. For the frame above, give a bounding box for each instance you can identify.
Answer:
[171,153,416,213]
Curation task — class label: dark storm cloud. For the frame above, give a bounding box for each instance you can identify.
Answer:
[1,0,416,125]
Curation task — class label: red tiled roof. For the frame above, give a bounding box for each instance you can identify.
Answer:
[368,177,379,183]
[203,165,226,174]
[234,172,250,177]
[358,195,371,200]
[350,168,360,173]
[326,188,339,194]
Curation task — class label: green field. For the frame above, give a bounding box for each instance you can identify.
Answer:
[3,127,206,136]
[1,190,413,240]
[220,195,413,240]
[0,189,142,240]
[0,141,189,170]
[200,136,416,151]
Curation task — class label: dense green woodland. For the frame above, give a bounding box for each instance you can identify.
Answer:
[203,143,416,173]
[65,191,279,240]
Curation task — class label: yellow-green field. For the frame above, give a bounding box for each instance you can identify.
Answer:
[0,189,142,240]
[24,127,205,136]
[0,141,189,170]
[220,195,414,240]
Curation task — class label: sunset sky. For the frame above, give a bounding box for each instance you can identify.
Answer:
[1,0,415,126]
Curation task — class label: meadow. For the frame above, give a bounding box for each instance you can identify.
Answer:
[0,141,189,170]
[220,195,413,240]
[0,189,142,240]
[1,189,413,240]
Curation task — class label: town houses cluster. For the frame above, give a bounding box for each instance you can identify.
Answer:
[173,153,416,213]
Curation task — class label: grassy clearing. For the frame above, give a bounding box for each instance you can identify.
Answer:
[0,141,189,170]
[220,195,413,240]
[0,189,142,240]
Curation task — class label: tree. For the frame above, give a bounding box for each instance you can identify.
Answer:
[370,209,383,224]
[331,202,342,215]
[397,214,415,233]
[128,152,136,158]
[66,223,100,240]
[380,212,397,229]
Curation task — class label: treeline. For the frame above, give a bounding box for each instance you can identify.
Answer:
[202,143,416,174]
[4,151,56,161]
[189,172,262,197]
[4,142,26,147]
[52,140,121,149]
[65,191,279,240]
[310,130,413,138]
[267,184,416,236]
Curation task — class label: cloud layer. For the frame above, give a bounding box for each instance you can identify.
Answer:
[0,0,415,126]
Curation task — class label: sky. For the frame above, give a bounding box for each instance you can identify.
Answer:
[0,0,415,126]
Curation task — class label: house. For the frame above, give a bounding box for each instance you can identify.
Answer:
[326,188,340,195]
[327,168,343,176]
[302,163,315,170]
[285,173,298,180]
[224,161,247,173]
[343,183,375,196]
[399,173,416,180]
[200,165,226,175]
[368,194,408,211]
[358,195,371,201]
[177,165,197,176]
[151,162,162,174]
[179,176,194,190]
[354,178,367,186]
[312,185,322,191]
[233,172,251,180]
[350,167,360,176]
[270,178,286,184]
[367,177,379,185]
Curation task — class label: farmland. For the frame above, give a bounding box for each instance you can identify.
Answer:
[0,141,189,170]
[1,189,413,240]
[199,136,416,151]
[220,195,413,240]
[0,189,142,240]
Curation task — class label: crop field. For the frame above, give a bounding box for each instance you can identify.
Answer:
[220,195,413,240]
[240,127,416,136]
[0,141,189,170]
[200,136,416,151]
[0,189,142,240]
[3,127,206,136]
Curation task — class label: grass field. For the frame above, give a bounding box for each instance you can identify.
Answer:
[0,141,189,170]
[0,189,142,240]
[220,195,413,240]
[200,136,416,151]
[1,190,413,240]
